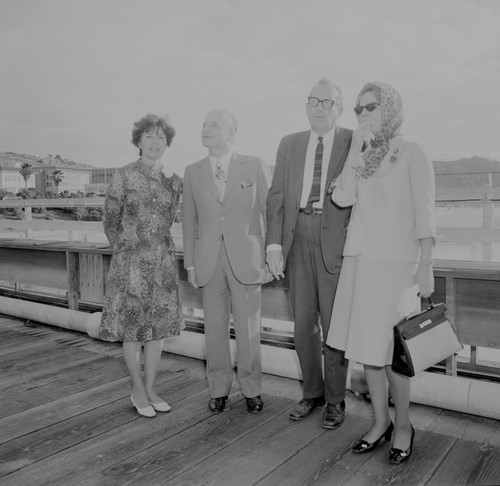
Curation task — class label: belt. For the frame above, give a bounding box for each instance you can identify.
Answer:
[299,207,322,215]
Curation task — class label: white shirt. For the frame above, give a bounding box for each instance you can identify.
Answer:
[300,128,335,209]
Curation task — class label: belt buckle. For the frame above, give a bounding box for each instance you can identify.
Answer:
[302,207,312,215]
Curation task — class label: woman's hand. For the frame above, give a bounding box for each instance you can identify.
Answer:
[343,121,372,174]
[415,261,434,298]
[351,122,373,156]
[416,238,435,298]
[187,268,198,289]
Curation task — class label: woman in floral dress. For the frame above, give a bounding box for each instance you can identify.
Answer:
[100,113,182,417]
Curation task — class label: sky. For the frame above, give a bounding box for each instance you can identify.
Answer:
[1,0,500,175]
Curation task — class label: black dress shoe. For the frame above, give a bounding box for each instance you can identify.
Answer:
[246,395,264,413]
[208,396,229,413]
[322,400,345,429]
[352,422,394,454]
[289,396,325,421]
[389,425,415,465]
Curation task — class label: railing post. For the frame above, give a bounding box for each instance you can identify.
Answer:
[24,206,33,239]
[482,173,493,262]
[445,273,458,376]
[66,251,80,310]
[470,345,478,366]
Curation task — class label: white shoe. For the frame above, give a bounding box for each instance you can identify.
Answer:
[131,395,156,417]
[150,400,171,412]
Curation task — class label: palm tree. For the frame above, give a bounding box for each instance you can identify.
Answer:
[50,169,64,196]
[19,163,34,189]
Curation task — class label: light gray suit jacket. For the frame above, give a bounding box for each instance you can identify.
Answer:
[182,152,271,287]
[333,138,436,262]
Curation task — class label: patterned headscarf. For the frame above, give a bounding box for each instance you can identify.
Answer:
[355,81,404,179]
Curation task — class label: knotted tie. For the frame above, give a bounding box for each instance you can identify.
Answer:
[215,160,226,199]
[215,160,226,182]
[306,135,324,211]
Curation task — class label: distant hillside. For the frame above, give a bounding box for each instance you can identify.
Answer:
[433,156,500,188]
[0,151,93,169]
[1,151,499,188]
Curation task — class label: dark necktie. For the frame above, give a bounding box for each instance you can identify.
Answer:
[306,136,324,210]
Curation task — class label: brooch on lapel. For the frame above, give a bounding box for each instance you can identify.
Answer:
[390,148,399,165]
[240,179,254,188]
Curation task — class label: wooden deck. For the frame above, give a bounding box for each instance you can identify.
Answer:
[1,317,500,486]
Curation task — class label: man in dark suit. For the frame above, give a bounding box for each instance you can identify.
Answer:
[266,78,352,428]
[183,109,271,414]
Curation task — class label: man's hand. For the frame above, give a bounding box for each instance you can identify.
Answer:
[187,268,199,289]
[266,250,285,280]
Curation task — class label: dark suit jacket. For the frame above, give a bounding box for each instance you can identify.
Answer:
[266,126,352,274]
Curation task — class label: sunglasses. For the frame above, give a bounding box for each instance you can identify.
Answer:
[353,102,380,115]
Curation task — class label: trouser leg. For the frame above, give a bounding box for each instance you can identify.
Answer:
[222,244,262,397]
[202,246,232,398]
[288,213,349,403]
[288,214,324,399]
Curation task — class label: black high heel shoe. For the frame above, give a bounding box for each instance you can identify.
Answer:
[352,422,394,454]
[389,425,415,465]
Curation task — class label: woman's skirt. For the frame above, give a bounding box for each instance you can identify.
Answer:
[99,248,182,342]
[326,253,417,366]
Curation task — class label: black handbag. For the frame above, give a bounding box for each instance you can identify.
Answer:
[392,299,463,377]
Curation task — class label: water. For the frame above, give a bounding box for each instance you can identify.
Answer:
[435,205,500,261]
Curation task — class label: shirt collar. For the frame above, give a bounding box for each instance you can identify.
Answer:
[311,126,335,145]
[209,151,233,171]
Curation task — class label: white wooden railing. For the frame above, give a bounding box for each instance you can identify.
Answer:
[0,198,104,240]
[0,166,499,377]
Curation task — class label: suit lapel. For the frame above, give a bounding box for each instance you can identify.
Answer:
[224,152,245,199]
[326,127,350,184]
[293,132,309,204]
[196,157,219,200]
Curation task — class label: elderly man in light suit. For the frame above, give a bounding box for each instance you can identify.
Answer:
[182,109,272,414]
[266,78,352,429]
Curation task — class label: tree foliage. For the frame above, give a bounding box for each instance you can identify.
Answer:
[19,162,34,189]
[49,169,64,195]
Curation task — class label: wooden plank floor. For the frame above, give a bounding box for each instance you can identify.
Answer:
[1,316,500,486]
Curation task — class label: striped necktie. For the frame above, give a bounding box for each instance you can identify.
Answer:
[306,136,324,210]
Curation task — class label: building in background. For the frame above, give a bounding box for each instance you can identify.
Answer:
[0,164,36,194]
[87,167,118,195]
[37,166,92,195]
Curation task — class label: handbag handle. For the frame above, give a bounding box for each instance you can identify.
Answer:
[420,296,433,310]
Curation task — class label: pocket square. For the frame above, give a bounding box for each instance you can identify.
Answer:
[240,179,254,188]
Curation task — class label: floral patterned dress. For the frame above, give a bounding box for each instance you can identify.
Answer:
[99,160,182,342]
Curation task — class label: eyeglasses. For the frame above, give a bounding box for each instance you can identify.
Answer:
[353,102,380,115]
[308,97,335,109]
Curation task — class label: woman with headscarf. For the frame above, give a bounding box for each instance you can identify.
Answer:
[326,82,436,464]
[99,113,182,417]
